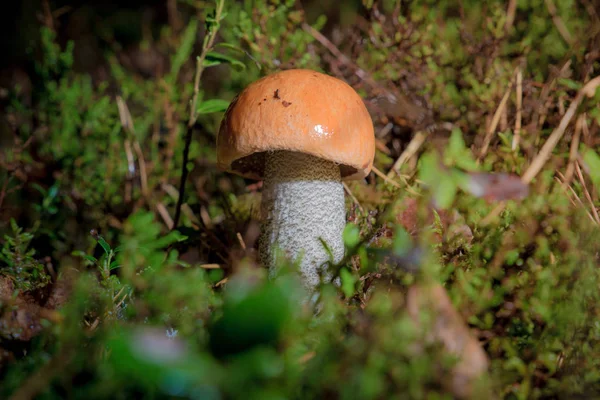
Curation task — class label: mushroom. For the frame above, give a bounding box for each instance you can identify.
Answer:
[217,69,374,289]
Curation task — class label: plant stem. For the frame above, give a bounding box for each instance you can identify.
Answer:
[173,0,225,229]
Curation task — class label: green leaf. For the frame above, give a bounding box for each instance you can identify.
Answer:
[581,144,600,195]
[340,268,356,298]
[214,42,262,69]
[418,152,440,183]
[168,20,198,84]
[434,178,458,209]
[203,51,246,70]
[150,230,188,249]
[558,78,582,91]
[420,152,455,208]
[197,99,230,114]
[84,255,98,263]
[110,260,121,270]
[392,226,411,256]
[215,42,246,53]
[71,251,97,265]
[97,237,111,255]
[446,128,478,171]
[343,223,361,248]
[318,237,334,263]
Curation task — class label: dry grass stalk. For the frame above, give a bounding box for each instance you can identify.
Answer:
[343,182,364,213]
[522,76,600,184]
[556,172,596,223]
[371,166,403,189]
[564,114,583,183]
[116,96,149,197]
[505,0,517,31]
[544,0,574,45]
[483,77,600,225]
[387,131,427,178]
[200,264,221,269]
[156,202,174,229]
[236,232,247,251]
[575,161,600,224]
[479,74,515,159]
[512,67,523,151]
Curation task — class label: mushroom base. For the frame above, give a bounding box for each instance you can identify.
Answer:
[259,150,346,289]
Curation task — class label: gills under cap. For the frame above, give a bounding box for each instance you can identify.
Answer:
[217,69,375,180]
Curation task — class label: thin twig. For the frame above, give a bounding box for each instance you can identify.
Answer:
[116,96,149,197]
[123,140,134,203]
[132,141,149,197]
[343,182,364,213]
[479,202,506,226]
[41,0,55,30]
[533,60,572,135]
[377,122,394,138]
[575,161,600,224]
[302,22,371,84]
[512,67,523,151]
[162,183,201,226]
[556,177,581,208]
[200,263,221,269]
[581,115,590,141]
[298,351,316,364]
[558,93,566,116]
[112,286,126,302]
[581,0,600,24]
[167,0,183,32]
[236,232,247,250]
[544,0,574,45]
[372,166,402,189]
[375,166,421,196]
[375,138,391,155]
[387,131,427,178]
[156,202,174,229]
[480,73,516,158]
[505,0,517,31]
[500,101,508,132]
[215,277,228,287]
[173,0,225,229]
[564,114,583,183]
[200,206,213,228]
[556,172,596,223]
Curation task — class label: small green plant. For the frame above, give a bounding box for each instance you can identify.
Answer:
[0,220,50,292]
[73,230,122,285]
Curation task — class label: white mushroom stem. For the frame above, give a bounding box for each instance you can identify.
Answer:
[259,150,346,289]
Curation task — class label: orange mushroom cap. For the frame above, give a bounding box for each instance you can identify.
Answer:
[217,69,375,180]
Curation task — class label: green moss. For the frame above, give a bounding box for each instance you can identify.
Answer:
[1,0,599,398]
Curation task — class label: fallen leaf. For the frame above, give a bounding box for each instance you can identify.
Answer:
[406,282,490,399]
[465,172,529,202]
